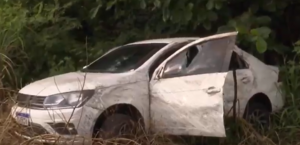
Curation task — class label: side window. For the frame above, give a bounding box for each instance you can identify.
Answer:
[162,46,199,78]
[228,51,248,70]
[162,38,231,79]
[149,42,190,79]
[186,46,199,67]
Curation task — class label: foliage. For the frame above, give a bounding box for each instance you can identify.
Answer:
[0,0,299,85]
[0,2,27,87]
[1,0,300,144]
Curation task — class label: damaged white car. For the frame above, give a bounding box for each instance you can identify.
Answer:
[11,32,284,143]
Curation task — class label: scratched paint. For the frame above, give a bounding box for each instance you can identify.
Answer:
[150,72,228,137]
[11,32,284,143]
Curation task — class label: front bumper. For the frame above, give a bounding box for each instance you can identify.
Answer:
[13,131,92,145]
[10,105,93,144]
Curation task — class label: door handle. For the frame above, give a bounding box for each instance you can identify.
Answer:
[205,86,221,94]
[241,76,250,84]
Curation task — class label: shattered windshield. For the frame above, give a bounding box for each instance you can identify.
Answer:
[82,43,167,73]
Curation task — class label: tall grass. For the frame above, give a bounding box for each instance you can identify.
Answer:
[1,38,300,144]
[0,3,300,143]
[0,59,300,145]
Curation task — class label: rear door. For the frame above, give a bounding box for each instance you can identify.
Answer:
[224,50,254,117]
[150,32,238,137]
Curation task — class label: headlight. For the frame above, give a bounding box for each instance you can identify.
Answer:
[44,90,95,109]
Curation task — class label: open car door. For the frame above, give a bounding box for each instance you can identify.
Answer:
[150,32,238,137]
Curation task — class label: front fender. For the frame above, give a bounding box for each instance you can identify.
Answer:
[77,80,150,136]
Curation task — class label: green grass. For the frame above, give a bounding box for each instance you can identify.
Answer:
[1,51,300,145]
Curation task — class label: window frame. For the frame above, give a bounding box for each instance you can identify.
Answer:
[148,41,191,79]
[160,45,201,79]
[228,50,249,71]
[81,43,167,73]
[160,38,233,79]
[151,32,238,80]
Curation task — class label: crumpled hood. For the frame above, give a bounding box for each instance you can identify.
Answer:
[19,72,136,96]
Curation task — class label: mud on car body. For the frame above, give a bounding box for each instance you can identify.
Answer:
[11,32,284,144]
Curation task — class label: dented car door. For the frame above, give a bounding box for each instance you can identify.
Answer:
[150,32,237,137]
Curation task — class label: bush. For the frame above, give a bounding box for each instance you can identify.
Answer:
[1,0,300,145]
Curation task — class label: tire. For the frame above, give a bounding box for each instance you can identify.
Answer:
[94,114,137,140]
[244,102,271,129]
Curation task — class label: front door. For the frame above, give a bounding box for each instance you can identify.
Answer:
[150,32,237,137]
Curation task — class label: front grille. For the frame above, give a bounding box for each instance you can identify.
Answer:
[16,94,46,109]
[13,120,49,137]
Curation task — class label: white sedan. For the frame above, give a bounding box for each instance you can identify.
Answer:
[11,32,284,144]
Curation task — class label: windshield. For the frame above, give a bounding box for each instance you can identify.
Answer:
[82,43,167,73]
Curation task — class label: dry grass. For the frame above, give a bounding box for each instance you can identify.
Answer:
[1,55,300,145]
[1,72,300,145]
[0,89,299,145]
[0,71,300,145]
[0,90,179,145]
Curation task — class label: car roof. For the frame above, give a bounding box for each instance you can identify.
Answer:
[128,37,200,45]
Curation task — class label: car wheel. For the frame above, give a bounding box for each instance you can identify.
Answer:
[94,114,137,140]
[244,102,271,129]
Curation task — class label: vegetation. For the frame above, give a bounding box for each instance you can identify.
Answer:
[1,0,300,144]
